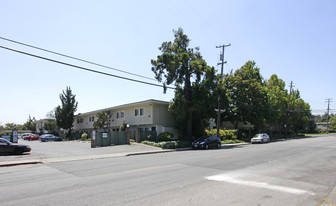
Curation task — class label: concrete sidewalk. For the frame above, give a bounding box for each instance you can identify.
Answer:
[0,141,173,167]
[0,149,173,167]
[0,142,249,167]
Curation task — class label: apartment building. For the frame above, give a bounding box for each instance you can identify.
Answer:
[73,99,178,137]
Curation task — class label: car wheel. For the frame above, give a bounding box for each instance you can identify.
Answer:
[14,148,23,155]
[29,139,32,141]
[205,144,209,150]
[217,143,221,149]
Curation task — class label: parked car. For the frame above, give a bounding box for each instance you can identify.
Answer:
[21,133,32,139]
[0,138,31,154]
[40,134,62,142]
[24,134,40,141]
[192,136,221,149]
[251,133,270,144]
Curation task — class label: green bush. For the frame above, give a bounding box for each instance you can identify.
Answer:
[157,132,174,142]
[142,140,191,149]
[205,129,237,140]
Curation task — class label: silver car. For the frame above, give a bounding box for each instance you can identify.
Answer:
[251,133,270,144]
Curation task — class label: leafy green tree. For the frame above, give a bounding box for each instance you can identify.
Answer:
[23,115,37,132]
[151,28,214,139]
[330,115,336,130]
[4,123,17,130]
[169,66,218,137]
[43,120,58,133]
[93,111,111,130]
[287,90,311,134]
[55,86,78,139]
[265,74,288,132]
[225,61,268,132]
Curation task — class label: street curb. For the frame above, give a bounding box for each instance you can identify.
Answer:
[0,161,42,167]
[126,150,173,156]
[320,185,336,206]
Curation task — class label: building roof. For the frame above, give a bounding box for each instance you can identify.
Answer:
[75,99,169,117]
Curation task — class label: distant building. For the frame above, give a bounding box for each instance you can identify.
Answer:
[34,118,56,134]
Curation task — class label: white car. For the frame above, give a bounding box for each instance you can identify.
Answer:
[251,133,270,144]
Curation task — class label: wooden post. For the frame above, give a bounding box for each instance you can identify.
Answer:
[136,127,141,143]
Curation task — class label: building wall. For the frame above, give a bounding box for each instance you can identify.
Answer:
[73,101,174,134]
[152,103,174,126]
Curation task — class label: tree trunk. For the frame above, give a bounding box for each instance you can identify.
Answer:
[185,70,193,140]
[67,129,72,140]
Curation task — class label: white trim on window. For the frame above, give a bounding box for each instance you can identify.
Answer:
[135,108,144,117]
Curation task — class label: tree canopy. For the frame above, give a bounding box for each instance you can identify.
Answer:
[55,86,78,139]
[93,111,112,130]
[152,28,216,139]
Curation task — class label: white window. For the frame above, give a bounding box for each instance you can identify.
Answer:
[135,108,144,117]
[89,116,95,122]
[117,111,125,119]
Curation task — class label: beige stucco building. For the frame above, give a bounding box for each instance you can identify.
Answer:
[73,99,178,137]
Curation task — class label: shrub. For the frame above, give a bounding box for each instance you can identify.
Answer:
[157,132,174,142]
[205,129,237,140]
[141,140,191,149]
[80,133,89,141]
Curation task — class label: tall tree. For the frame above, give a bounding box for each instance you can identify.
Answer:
[23,115,37,132]
[93,111,112,130]
[265,74,288,132]
[287,90,311,134]
[55,86,78,139]
[43,120,58,134]
[169,66,218,137]
[151,28,212,139]
[225,61,267,132]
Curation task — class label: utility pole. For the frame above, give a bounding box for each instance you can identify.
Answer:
[216,43,231,137]
[284,81,294,137]
[326,98,332,134]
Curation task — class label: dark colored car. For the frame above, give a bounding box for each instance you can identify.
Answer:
[192,136,221,149]
[40,134,62,142]
[0,138,31,155]
[24,134,40,141]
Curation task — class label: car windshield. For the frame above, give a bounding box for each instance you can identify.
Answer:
[0,138,11,145]
[254,134,263,138]
[195,137,206,142]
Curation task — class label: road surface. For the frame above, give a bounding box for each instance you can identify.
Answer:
[1,135,336,205]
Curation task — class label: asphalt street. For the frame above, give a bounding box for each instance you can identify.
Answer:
[1,135,336,205]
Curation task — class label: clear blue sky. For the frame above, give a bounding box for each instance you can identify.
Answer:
[1,0,335,125]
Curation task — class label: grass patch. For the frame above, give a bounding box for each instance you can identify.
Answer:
[222,139,245,144]
[304,133,336,136]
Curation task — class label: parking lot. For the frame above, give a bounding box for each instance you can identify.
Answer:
[0,139,166,164]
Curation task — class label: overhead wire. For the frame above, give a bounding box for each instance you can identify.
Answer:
[0,45,176,90]
[0,36,157,82]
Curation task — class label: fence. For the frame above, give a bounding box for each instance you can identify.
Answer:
[95,131,128,147]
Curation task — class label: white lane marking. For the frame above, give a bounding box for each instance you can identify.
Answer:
[206,174,315,195]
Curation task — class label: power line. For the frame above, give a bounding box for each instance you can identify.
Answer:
[0,45,176,90]
[0,36,156,82]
